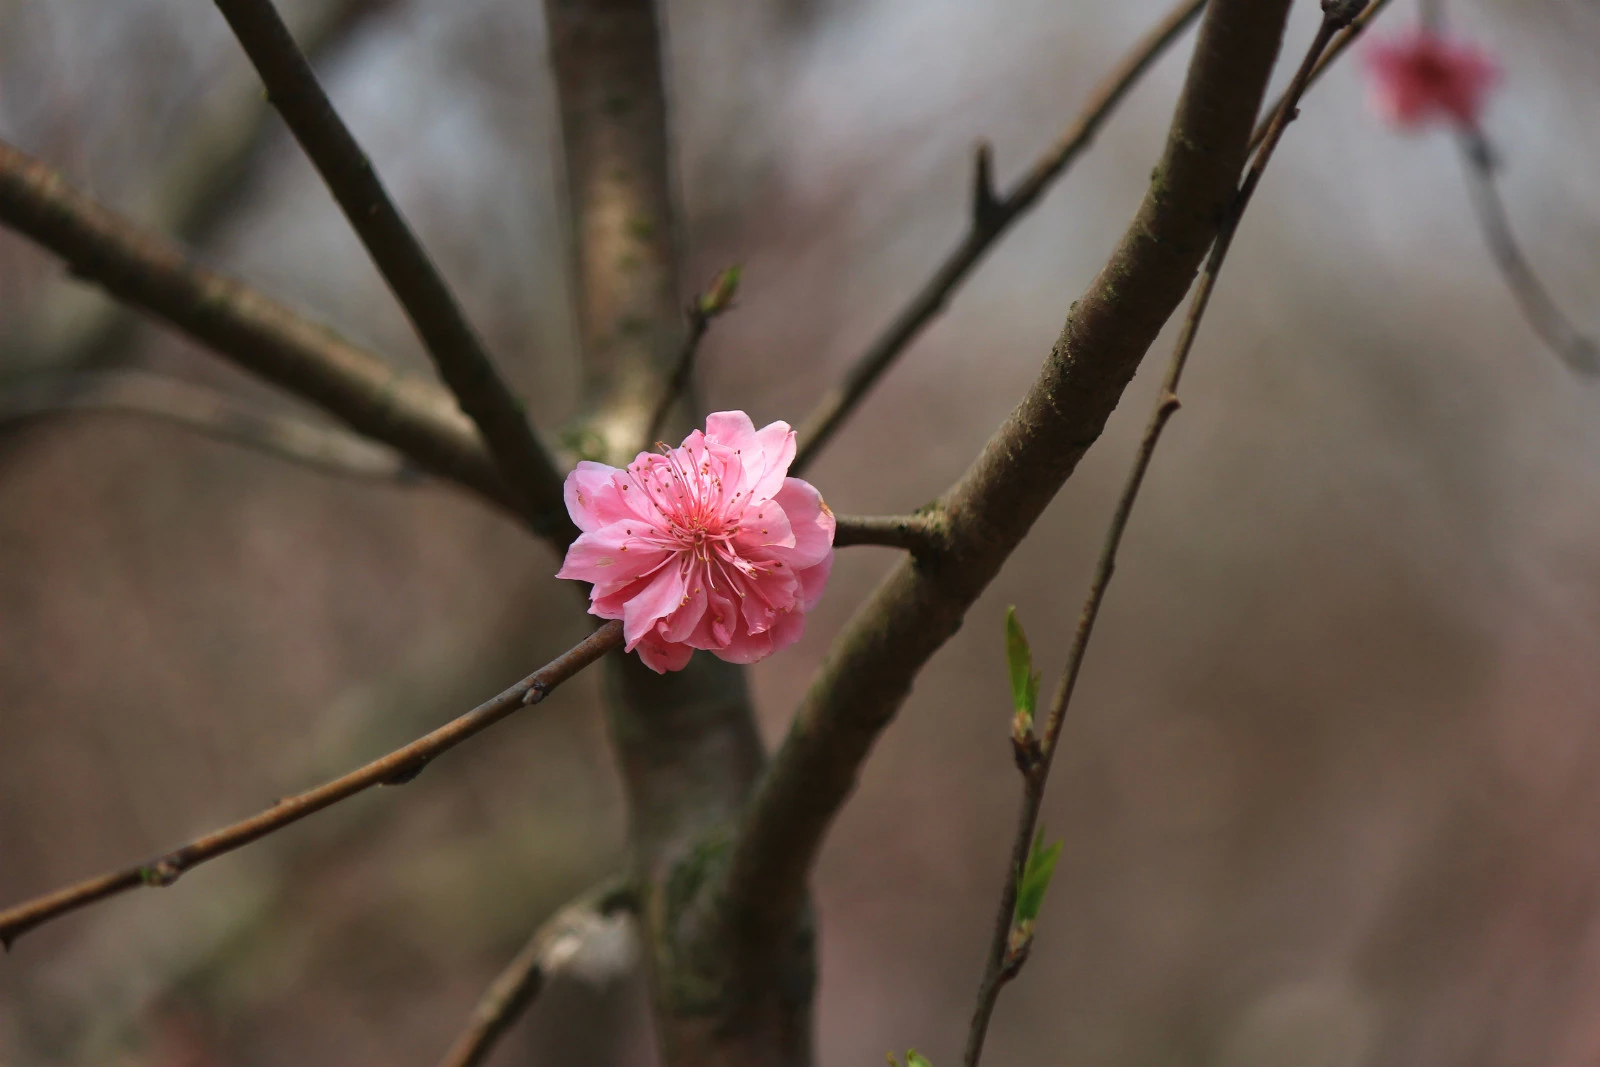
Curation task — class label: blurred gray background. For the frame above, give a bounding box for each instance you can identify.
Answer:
[2,0,1600,1063]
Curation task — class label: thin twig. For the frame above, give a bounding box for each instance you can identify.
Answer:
[0,140,524,519]
[436,877,638,1067]
[0,621,622,950]
[212,0,573,539]
[1246,0,1393,155]
[718,0,1296,1005]
[1457,129,1599,374]
[0,370,419,483]
[641,265,743,449]
[543,1,808,1058]
[832,513,945,557]
[789,0,1208,476]
[2,0,398,379]
[643,312,712,450]
[962,7,1364,1064]
[18,592,562,1060]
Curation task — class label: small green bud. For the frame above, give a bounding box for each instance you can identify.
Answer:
[697,265,742,318]
[1013,827,1063,927]
[1004,606,1039,728]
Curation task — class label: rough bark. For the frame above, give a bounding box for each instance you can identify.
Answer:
[718,0,1296,1009]
[542,2,813,1063]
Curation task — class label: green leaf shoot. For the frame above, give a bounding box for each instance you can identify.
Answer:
[1013,827,1063,927]
[1004,606,1039,728]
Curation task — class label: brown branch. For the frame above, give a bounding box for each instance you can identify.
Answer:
[0,621,621,950]
[436,877,638,1067]
[832,513,945,557]
[789,0,1208,477]
[2,0,399,379]
[542,4,800,1064]
[963,7,1365,1062]
[1247,0,1392,154]
[548,0,688,460]
[642,266,741,449]
[0,370,419,483]
[643,311,712,451]
[15,593,568,1061]
[714,0,1295,1005]
[211,0,574,540]
[0,139,528,517]
[1458,129,1599,374]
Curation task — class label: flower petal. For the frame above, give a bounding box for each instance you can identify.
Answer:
[704,410,758,452]
[556,523,673,595]
[746,421,796,502]
[661,559,709,644]
[768,478,835,570]
[564,461,652,532]
[622,564,688,649]
[636,632,694,674]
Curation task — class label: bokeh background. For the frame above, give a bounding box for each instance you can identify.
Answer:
[3,0,1600,1063]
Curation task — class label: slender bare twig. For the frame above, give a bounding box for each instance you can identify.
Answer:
[962,7,1365,1063]
[0,140,525,517]
[3,0,399,379]
[19,593,562,1061]
[436,877,637,1067]
[0,621,622,949]
[1457,129,1599,374]
[643,314,712,450]
[211,0,573,539]
[0,370,419,483]
[788,0,1208,476]
[1247,0,1393,155]
[715,0,1295,1009]
[832,513,945,557]
[642,266,742,449]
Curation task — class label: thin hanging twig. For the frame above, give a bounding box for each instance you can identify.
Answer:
[1458,129,1598,374]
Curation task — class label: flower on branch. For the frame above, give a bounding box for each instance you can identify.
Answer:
[1363,27,1500,132]
[557,411,836,673]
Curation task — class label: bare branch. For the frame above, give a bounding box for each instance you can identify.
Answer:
[643,267,742,450]
[0,621,621,949]
[1458,130,1599,374]
[715,0,1295,996]
[790,0,1208,476]
[643,314,712,453]
[0,140,530,518]
[547,0,688,459]
[211,0,574,539]
[16,595,567,1060]
[542,4,802,1064]
[436,877,638,1067]
[964,7,1364,1060]
[1247,0,1393,155]
[832,513,945,558]
[4,0,399,378]
[0,370,419,483]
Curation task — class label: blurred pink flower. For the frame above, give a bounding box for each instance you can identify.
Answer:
[1364,28,1501,131]
[557,411,835,673]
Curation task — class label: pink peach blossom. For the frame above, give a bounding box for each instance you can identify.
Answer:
[556,411,835,674]
[1364,28,1501,131]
